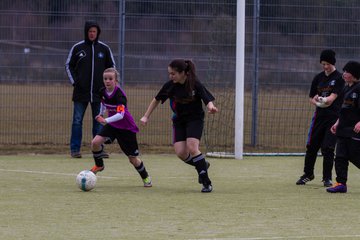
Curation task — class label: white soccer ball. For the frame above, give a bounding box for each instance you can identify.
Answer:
[76,170,97,191]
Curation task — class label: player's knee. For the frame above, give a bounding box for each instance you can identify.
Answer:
[187,146,199,156]
[91,138,102,150]
[128,156,140,166]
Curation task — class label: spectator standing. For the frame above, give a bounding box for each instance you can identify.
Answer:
[65,20,115,158]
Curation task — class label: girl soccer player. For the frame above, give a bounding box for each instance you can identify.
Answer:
[140,59,218,193]
[327,61,360,193]
[90,68,152,187]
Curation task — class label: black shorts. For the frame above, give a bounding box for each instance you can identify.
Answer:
[98,124,139,157]
[172,118,204,143]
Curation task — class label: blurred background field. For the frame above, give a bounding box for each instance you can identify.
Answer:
[0,83,311,155]
[2,1,360,155]
[1,154,360,240]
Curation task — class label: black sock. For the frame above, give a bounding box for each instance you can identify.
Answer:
[92,150,104,167]
[184,154,195,166]
[135,161,149,179]
[192,154,211,185]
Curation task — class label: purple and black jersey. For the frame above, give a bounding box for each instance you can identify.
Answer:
[155,80,215,122]
[309,70,344,117]
[337,82,360,138]
[100,85,139,133]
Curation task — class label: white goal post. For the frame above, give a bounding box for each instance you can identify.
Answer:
[235,0,245,160]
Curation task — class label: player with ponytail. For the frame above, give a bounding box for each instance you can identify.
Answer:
[141,59,218,193]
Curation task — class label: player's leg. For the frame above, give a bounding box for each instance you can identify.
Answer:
[128,156,152,187]
[327,137,349,193]
[117,130,152,187]
[296,115,323,184]
[186,137,212,192]
[172,122,191,162]
[90,125,113,174]
[320,123,337,187]
[70,101,88,158]
[186,119,212,193]
[90,135,107,173]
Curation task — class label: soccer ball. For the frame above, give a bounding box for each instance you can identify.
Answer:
[76,170,97,191]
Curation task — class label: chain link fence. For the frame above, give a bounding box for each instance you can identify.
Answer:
[1,0,360,154]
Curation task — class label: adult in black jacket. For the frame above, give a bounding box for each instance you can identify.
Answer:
[65,20,115,158]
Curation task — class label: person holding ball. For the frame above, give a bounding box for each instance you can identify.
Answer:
[296,49,344,187]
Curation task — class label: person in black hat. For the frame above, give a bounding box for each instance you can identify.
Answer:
[296,49,345,187]
[327,61,360,193]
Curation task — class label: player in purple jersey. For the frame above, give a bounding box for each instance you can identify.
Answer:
[140,59,218,193]
[327,61,360,193]
[296,49,345,187]
[90,68,152,187]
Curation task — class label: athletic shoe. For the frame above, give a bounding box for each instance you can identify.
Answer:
[198,161,211,184]
[326,182,347,193]
[322,179,332,187]
[201,182,213,193]
[199,174,212,193]
[71,152,82,158]
[143,176,152,187]
[90,165,104,174]
[296,174,314,185]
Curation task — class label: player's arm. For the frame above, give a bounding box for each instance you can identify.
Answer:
[331,119,339,134]
[310,95,319,106]
[206,101,218,114]
[95,103,109,124]
[318,93,338,106]
[104,105,125,124]
[97,103,125,125]
[65,45,78,86]
[140,98,161,125]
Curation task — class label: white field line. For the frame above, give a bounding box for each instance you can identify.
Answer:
[189,235,360,240]
[0,168,118,179]
[0,168,194,180]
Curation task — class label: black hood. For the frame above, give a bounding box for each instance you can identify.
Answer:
[84,20,101,43]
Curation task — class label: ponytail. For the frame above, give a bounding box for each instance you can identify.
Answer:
[169,59,198,94]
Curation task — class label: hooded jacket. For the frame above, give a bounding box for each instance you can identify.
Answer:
[65,21,116,102]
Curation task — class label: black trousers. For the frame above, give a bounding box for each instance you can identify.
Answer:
[303,114,337,179]
[334,137,360,185]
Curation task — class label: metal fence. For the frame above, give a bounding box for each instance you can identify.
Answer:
[1,0,360,154]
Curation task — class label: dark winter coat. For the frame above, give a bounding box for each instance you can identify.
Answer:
[65,21,115,102]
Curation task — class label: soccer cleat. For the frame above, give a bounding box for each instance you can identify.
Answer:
[90,165,104,174]
[71,152,82,158]
[296,174,315,185]
[199,174,212,193]
[142,176,152,187]
[201,182,213,193]
[322,179,332,187]
[326,182,347,193]
[198,161,211,184]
